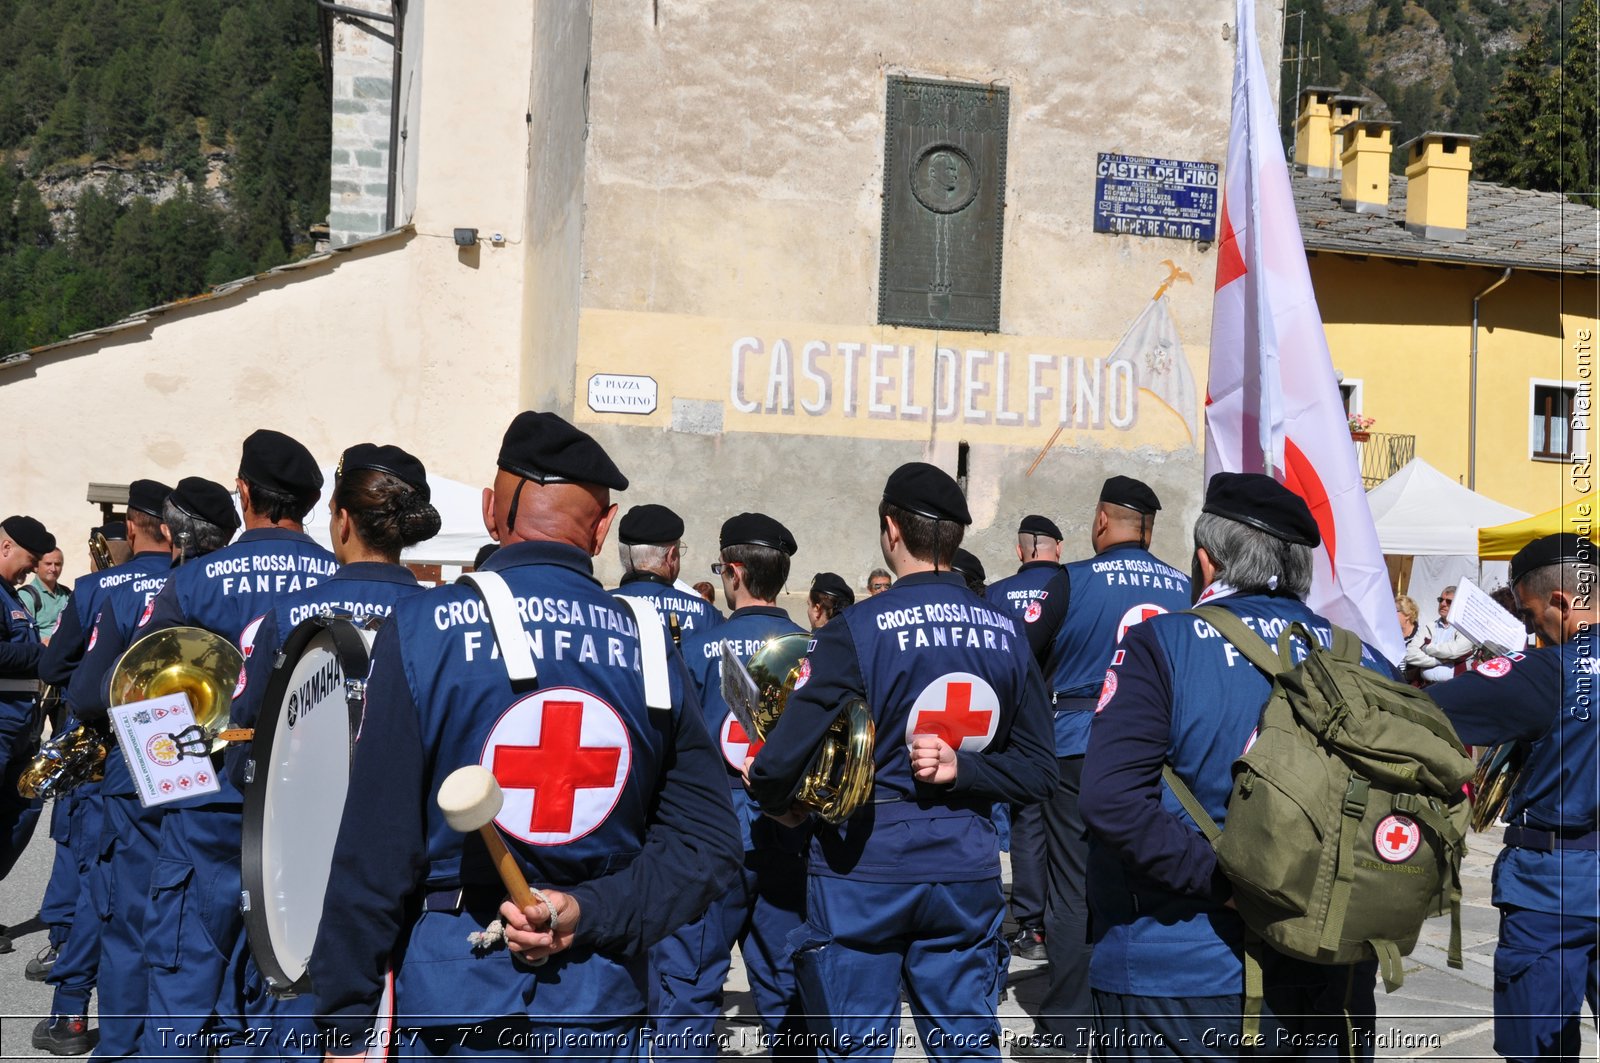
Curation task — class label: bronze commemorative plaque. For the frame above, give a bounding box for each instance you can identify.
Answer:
[879,77,1009,333]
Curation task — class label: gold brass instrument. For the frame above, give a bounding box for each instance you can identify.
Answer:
[746,632,874,824]
[88,530,114,572]
[1469,742,1524,833]
[18,722,108,799]
[109,626,244,755]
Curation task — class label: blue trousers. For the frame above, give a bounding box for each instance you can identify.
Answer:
[46,787,103,1016]
[652,851,808,1060]
[140,804,249,1057]
[1494,905,1600,1063]
[41,794,79,941]
[0,700,43,880]
[242,961,321,1063]
[1008,802,1046,928]
[95,792,164,1060]
[790,876,1006,1061]
[399,1018,643,1060]
[1091,957,1376,1061]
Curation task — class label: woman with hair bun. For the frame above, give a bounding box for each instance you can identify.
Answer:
[229,443,440,1058]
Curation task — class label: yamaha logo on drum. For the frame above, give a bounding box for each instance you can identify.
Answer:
[287,657,343,728]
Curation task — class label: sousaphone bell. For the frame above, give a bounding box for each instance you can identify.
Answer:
[108,626,245,756]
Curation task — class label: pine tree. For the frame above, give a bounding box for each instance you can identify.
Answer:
[1550,0,1598,196]
[1385,0,1405,33]
[1475,27,1556,189]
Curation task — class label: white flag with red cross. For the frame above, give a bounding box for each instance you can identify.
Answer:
[1205,0,1403,663]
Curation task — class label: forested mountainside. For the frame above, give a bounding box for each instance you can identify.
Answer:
[0,0,329,353]
[1279,0,1597,196]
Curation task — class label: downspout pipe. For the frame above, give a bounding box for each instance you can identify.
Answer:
[1470,267,1513,490]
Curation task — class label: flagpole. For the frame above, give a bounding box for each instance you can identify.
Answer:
[1026,267,1191,477]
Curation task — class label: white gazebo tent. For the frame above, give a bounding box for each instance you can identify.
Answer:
[1365,458,1528,608]
[301,467,491,577]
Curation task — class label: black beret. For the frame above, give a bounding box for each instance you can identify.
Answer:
[472,542,499,569]
[127,479,174,519]
[99,522,127,542]
[1510,533,1597,585]
[1019,514,1062,539]
[951,548,986,584]
[882,462,971,525]
[618,504,685,545]
[498,411,628,492]
[1202,472,1320,547]
[720,512,797,556]
[2,516,54,556]
[170,477,242,536]
[1101,475,1162,515]
[810,571,854,605]
[239,429,324,496]
[338,443,430,501]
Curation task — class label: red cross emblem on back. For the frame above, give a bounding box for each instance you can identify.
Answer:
[905,672,1000,752]
[1117,603,1170,643]
[720,713,764,770]
[481,688,632,846]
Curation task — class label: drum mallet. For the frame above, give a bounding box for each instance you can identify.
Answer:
[437,765,558,961]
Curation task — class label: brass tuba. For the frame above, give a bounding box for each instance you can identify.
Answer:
[109,626,244,755]
[745,632,874,824]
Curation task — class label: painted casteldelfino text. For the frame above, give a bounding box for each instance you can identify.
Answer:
[729,336,1140,430]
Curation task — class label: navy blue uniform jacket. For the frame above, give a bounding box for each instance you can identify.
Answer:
[746,569,1056,882]
[309,540,741,1042]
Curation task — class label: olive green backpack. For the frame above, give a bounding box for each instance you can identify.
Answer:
[1163,606,1474,1036]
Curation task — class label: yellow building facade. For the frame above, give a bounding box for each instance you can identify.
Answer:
[1293,96,1599,517]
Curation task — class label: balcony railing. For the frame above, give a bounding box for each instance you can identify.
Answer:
[1355,431,1416,488]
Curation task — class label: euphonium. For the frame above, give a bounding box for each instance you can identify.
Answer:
[746,632,874,824]
[18,721,108,800]
[108,626,244,755]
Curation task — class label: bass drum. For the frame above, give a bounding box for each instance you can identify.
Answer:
[241,614,381,997]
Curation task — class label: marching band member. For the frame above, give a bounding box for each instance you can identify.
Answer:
[653,513,809,1060]
[311,411,740,1060]
[806,573,854,631]
[747,462,1056,1061]
[983,514,1065,966]
[1011,478,1190,1058]
[610,504,724,636]
[0,517,55,889]
[68,476,239,1059]
[29,480,169,1055]
[1081,472,1380,1058]
[134,431,337,1056]
[230,443,439,1061]
[1428,533,1600,1063]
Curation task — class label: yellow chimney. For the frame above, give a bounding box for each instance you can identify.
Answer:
[1293,87,1339,178]
[1339,120,1395,214]
[1401,132,1478,241]
[1326,95,1367,178]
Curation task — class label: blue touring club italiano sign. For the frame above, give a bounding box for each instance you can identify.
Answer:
[1093,153,1219,241]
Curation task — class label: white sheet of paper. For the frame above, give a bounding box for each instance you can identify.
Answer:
[1449,579,1530,658]
[109,692,222,807]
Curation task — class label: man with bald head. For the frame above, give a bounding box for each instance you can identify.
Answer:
[311,411,741,1060]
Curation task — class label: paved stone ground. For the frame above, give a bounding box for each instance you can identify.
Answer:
[0,819,1592,1059]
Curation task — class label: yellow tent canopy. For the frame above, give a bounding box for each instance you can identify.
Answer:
[1477,493,1599,560]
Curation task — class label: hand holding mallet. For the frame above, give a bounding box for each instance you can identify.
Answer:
[438,765,577,965]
